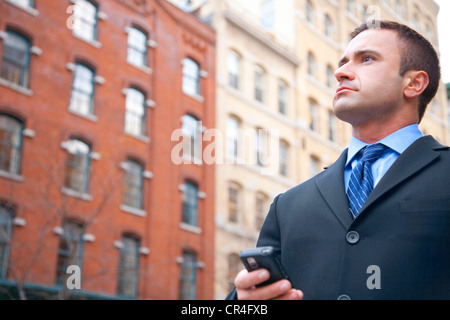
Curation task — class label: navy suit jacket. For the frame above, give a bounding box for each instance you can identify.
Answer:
[228,136,450,300]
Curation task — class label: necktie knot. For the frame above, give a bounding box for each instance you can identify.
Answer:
[361,143,388,163]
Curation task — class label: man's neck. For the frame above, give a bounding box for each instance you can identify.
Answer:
[351,121,418,144]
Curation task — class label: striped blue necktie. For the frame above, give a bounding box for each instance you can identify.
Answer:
[347,143,389,218]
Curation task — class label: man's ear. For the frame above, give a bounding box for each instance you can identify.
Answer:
[403,70,429,99]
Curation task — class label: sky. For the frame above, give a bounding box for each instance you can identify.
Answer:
[436,0,450,83]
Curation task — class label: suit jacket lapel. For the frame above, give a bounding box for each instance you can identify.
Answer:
[359,136,448,215]
[315,149,353,230]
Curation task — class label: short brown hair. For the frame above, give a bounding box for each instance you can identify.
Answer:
[351,20,441,122]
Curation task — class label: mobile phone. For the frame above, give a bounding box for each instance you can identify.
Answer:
[240,246,288,287]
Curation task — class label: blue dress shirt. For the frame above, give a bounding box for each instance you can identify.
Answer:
[344,124,424,191]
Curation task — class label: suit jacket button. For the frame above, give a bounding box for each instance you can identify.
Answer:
[337,294,351,300]
[346,231,360,244]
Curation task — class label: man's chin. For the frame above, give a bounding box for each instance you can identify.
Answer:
[333,102,362,123]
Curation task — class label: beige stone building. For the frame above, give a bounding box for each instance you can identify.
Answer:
[168,0,449,299]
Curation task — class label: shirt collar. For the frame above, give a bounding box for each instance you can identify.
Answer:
[346,124,423,166]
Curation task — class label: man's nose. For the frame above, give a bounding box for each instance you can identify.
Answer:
[335,64,355,82]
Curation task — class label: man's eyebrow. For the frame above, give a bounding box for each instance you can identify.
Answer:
[338,49,382,67]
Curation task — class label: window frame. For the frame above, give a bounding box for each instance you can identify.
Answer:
[124,87,147,137]
[55,220,84,286]
[0,203,15,279]
[309,99,319,132]
[181,114,201,163]
[127,26,149,68]
[226,116,240,159]
[182,57,201,97]
[9,0,35,8]
[72,0,99,42]
[181,180,199,227]
[1,30,31,88]
[122,159,144,210]
[227,50,241,90]
[279,140,289,177]
[117,234,140,299]
[179,250,197,300]
[228,182,241,223]
[0,114,24,175]
[63,138,92,194]
[254,65,266,104]
[278,80,288,115]
[69,62,96,116]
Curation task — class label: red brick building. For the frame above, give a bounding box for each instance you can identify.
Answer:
[0,0,215,300]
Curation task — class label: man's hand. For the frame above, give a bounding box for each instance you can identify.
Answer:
[235,269,303,300]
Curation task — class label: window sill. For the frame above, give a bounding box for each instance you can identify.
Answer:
[68,108,98,122]
[179,222,202,234]
[61,187,93,201]
[183,91,205,103]
[0,78,33,96]
[127,61,152,74]
[120,204,147,217]
[125,132,150,144]
[0,170,24,182]
[4,0,39,16]
[72,33,102,49]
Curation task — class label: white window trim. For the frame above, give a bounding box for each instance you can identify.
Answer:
[4,0,39,16]
[61,187,93,202]
[120,204,147,217]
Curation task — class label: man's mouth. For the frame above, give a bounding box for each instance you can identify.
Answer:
[336,86,356,94]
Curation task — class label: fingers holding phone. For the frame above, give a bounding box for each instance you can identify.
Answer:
[235,247,303,300]
[235,268,302,300]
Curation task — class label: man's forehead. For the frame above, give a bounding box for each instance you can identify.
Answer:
[345,29,400,55]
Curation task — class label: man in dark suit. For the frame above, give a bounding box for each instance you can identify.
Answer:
[230,21,450,300]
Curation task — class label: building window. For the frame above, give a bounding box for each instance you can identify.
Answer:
[347,0,355,15]
[256,128,267,167]
[182,114,201,163]
[122,159,144,210]
[179,251,197,300]
[228,182,241,223]
[278,80,288,115]
[227,254,241,293]
[125,88,147,137]
[73,0,98,42]
[306,0,314,24]
[117,235,140,299]
[326,65,335,89]
[227,50,240,90]
[127,27,148,68]
[10,0,34,8]
[279,140,289,177]
[328,110,337,143]
[307,52,316,78]
[324,14,333,38]
[226,116,240,159]
[69,62,95,116]
[179,0,193,12]
[182,58,200,96]
[0,114,23,175]
[309,98,319,132]
[261,0,275,28]
[255,192,268,231]
[0,203,15,279]
[254,65,265,104]
[310,155,320,177]
[55,220,84,286]
[395,0,405,19]
[64,139,91,194]
[182,180,199,226]
[1,30,31,88]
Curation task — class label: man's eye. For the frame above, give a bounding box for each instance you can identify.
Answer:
[363,56,374,62]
